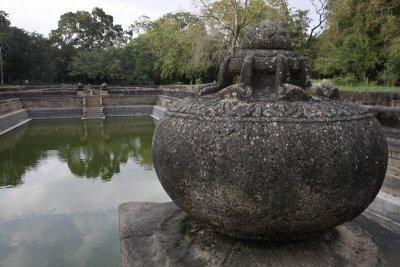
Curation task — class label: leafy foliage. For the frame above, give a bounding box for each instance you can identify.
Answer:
[313,0,400,85]
[0,11,67,83]
[197,0,309,54]
[1,1,399,87]
[50,7,125,50]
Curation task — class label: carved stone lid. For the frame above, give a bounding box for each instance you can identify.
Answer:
[242,20,292,50]
[166,97,372,122]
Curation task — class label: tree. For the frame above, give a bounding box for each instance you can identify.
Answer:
[0,10,76,84]
[381,37,400,86]
[0,10,10,28]
[304,0,328,56]
[51,7,125,50]
[128,12,214,84]
[0,11,8,85]
[283,9,310,54]
[69,45,138,84]
[313,0,400,84]
[196,0,295,54]
[0,11,37,83]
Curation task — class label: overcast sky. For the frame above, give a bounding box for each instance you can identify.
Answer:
[0,0,317,36]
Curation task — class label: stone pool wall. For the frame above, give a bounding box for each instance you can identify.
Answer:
[364,129,400,233]
[21,96,83,109]
[0,98,22,116]
[341,91,400,107]
[0,109,30,135]
[104,106,154,117]
[27,108,83,119]
[368,106,400,128]
[0,88,185,128]
[384,130,400,197]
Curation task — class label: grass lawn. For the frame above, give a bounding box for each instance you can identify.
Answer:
[312,80,400,93]
[336,84,400,93]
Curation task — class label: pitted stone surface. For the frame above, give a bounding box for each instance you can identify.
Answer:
[153,105,388,241]
[119,202,400,267]
[242,19,292,50]
[198,20,310,99]
[167,97,371,121]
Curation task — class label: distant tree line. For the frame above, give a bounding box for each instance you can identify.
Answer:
[0,0,399,86]
[313,0,400,86]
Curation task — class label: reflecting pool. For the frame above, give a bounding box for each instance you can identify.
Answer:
[0,117,170,267]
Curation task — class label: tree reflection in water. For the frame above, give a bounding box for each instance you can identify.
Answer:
[0,117,155,187]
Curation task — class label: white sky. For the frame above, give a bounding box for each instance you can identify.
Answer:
[0,0,317,36]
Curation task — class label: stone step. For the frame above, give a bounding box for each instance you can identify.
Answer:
[365,191,400,233]
[389,151,400,160]
[86,104,102,108]
[85,114,103,116]
[84,116,105,120]
[388,165,400,176]
[388,138,400,152]
[384,128,400,140]
[85,112,104,114]
[389,158,400,169]
[28,108,83,119]
[86,99,102,108]
[383,173,400,197]
[85,112,103,116]
[0,110,30,134]
[83,108,104,120]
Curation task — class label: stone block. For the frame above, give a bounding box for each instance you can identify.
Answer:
[119,202,400,267]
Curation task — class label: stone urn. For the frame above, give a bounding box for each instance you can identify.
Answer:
[100,82,109,96]
[76,82,85,96]
[152,20,388,241]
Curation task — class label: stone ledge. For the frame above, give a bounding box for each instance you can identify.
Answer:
[0,109,30,135]
[104,106,154,117]
[365,191,400,233]
[152,106,166,121]
[0,118,31,136]
[27,108,83,119]
[119,202,400,267]
[367,106,400,128]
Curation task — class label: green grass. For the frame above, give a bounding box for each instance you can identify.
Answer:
[336,85,400,92]
[312,80,400,93]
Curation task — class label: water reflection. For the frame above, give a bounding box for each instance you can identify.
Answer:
[0,117,155,187]
[0,117,170,267]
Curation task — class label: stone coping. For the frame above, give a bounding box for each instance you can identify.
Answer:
[0,88,399,126]
[0,110,31,136]
[365,191,400,234]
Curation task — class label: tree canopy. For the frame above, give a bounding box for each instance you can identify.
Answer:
[50,7,125,50]
[314,0,400,84]
[0,1,399,86]
[0,11,64,83]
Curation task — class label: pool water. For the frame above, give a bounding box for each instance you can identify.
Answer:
[0,117,170,267]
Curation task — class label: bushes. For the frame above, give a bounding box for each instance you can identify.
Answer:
[380,38,400,86]
[312,0,400,87]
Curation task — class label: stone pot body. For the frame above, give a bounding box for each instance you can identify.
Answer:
[153,97,388,241]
